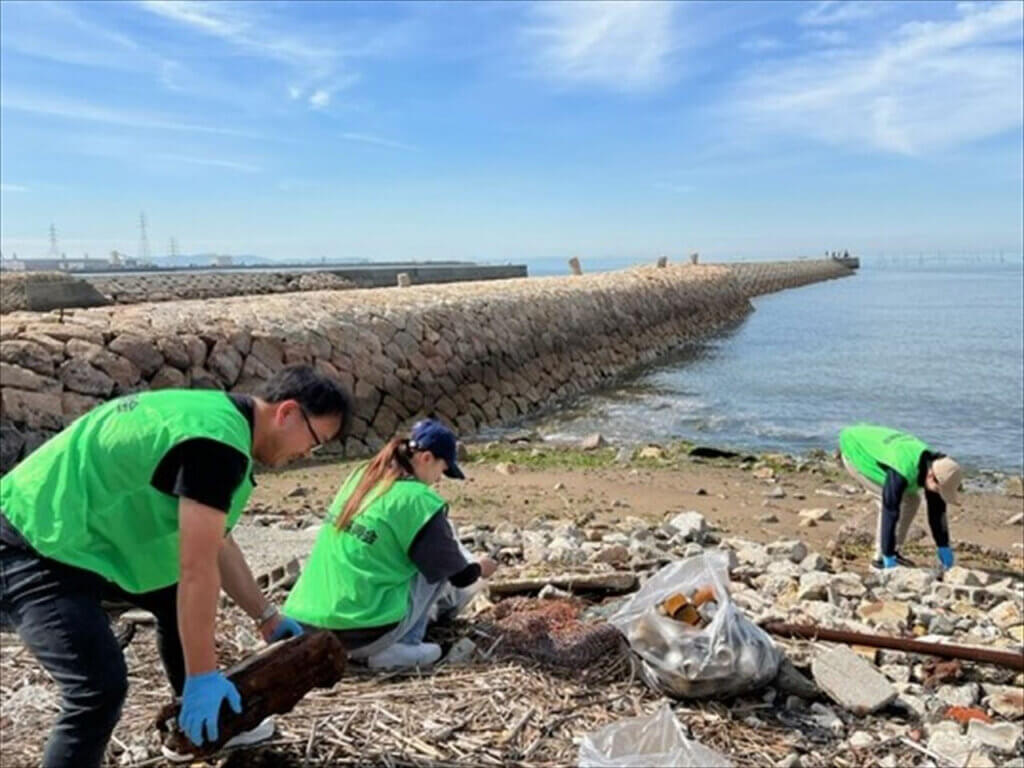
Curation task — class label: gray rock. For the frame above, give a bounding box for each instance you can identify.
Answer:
[989,599,1022,628]
[937,682,980,708]
[798,572,831,601]
[982,684,1024,720]
[443,637,477,665]
[766,539,808,563]
[665,510,708,541]
[765,486,787,499]
[848,731,874,749]
[580,432,606,450]
[812,645,896,715]
[928,615,956,635]
[775,754,801,768]
[800,552,828,571]
[926,730,985,767]
[967,720,1022,754]
[774,657,820,699]
[880,567,935,593]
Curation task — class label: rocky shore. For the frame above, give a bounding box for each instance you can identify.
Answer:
[1,440,1021,767]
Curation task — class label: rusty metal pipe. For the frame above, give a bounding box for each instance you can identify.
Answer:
[764,622,1024,672]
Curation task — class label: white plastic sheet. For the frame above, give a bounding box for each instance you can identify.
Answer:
[610,551,781,699]
[578,704,731,768]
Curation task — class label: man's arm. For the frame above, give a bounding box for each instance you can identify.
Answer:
[879,467,908,557]
[178,497,228,676]
[217,533,290,642]
[924,491,950,548]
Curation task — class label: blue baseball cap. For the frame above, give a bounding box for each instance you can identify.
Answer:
[409,419,465,479]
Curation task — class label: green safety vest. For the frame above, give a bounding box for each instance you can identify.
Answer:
[0,390,254,593]
[283,466,444,630]
[839,424,928,492]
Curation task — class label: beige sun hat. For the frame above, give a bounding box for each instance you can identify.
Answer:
[931,456,962,505]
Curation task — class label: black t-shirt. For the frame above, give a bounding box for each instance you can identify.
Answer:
[149,394,255,512]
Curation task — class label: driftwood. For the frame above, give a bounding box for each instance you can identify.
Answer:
[155,630,346,759]
[488,571,636,596]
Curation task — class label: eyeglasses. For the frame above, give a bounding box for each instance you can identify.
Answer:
[298,407,324,453]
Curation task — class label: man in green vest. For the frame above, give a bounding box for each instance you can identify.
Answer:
[0,364,350,767]
[839,424,962,570]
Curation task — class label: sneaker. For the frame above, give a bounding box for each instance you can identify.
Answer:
[161,716,275,763]
[367,642,442,670]
[871,552,916,570]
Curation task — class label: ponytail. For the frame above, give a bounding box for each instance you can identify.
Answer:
[335,437,416,530]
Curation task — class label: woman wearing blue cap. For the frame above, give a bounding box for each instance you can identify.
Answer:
[283,419,497,669]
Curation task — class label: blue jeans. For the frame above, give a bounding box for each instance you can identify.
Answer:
[0,515,184,768]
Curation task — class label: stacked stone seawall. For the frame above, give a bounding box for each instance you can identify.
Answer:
[0,259,852,472]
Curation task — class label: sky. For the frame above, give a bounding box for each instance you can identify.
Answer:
[1,0,1022,264]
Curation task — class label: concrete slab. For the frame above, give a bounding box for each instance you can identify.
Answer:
[811,645,896,716]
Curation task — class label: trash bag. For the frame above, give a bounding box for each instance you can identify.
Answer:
[609,551,780,699]
[578,704,732,768]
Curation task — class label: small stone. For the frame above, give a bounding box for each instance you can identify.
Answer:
[848,731,874,749]
[812,645,896,715]
[799,507,833,522]
[580,433,606,450]
[937,683,980,708]
[857,600,910,628]
[538,584,572,600]
[443,637,477,665]
[990,600,1023,629]
[666,511,707,541]
[553,481,565,491]
[753,466,775,480]
[775,754,801,768]
[591,545,629,565]
[800,552,828,571]
[798,572,831,601]
[766,540,808,564]
[983,685,1024,720]
[830,572,868,598]
[759,513,779,523]
[880,664,911,684]
[944,566,983,586]
[929,615,956,635]
[881,567,935,593]
[765,486,787,499]
[614,446,633,464]
[494,462,517,476]
[637,445,665,460]
[775,657,820,699]
[1005,512,1024,525]
[926,731,984,767]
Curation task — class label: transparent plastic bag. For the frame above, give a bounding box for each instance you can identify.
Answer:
[609,551,780,699]
[578,704,732,767]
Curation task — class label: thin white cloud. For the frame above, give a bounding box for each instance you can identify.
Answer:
[340,133,417,151]
[309,89,331,110]
[804,29,850,46]
[741,36,784,53]
[159,155,261,173]
[798,1,889,27]
[654,182,694,194]
[2,93,268,140]
[1,183,28,193]
[139,1,354,103]
[733,2,1024,154]
[522,1,679,91]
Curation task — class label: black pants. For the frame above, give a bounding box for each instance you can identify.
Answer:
[0,515,184,768]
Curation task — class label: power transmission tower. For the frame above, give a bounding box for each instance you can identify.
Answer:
[48,223,59,258]
[138,212,151,263]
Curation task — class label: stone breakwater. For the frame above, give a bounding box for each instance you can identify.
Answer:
[0,260,851,472]
[86,270,356,305]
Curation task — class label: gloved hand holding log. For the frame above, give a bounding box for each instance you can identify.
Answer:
[155,630,346,759]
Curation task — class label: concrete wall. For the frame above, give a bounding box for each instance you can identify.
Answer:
[0,260,852,473]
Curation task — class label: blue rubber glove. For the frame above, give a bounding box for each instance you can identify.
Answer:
[881,555,899,569]
[179,671,242,746]
[937,547,955,569]
[268,615,304,643]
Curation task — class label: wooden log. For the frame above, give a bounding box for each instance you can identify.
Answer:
[488,571,637,596]
[155,630,346,759]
